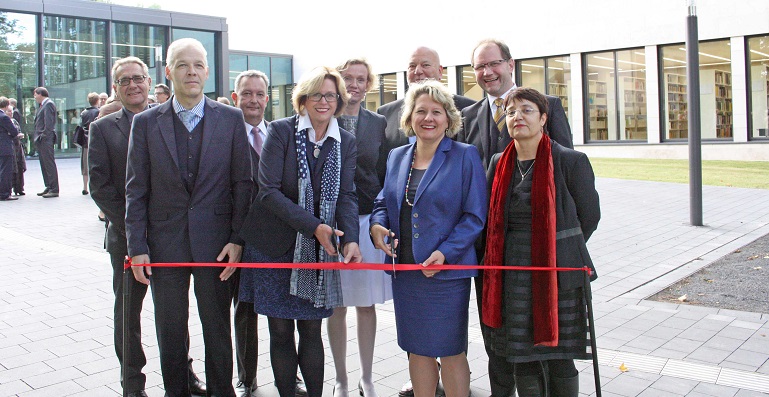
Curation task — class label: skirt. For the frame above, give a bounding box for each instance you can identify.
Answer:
[239,244,333,320]
[392,270,470,358]
[338,214,393,307]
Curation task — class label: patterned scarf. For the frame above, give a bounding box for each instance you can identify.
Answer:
[290,115,343,309]
[482,134,559,347]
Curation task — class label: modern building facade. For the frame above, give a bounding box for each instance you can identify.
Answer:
[0,0,293,157]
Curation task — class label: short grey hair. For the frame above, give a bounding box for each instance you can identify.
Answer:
[234,70,270,94]
[111,56,149,82]
[166,38,207,68]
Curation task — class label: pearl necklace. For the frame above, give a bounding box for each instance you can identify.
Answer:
[404,148,417,207]
[517,158,535,180]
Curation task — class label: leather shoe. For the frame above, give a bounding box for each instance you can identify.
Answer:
[0,196,18,201]
[14,191,24,196]
[189,375,207,396]
[41,192,59,198]
[36,189,49,196]
[295,376,308,397]
[127,391,148,397]
[237,381,256,397]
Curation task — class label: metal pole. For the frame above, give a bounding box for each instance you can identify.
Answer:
[686,0,703,226]
[122,257,130,397]
[584,270,602,397]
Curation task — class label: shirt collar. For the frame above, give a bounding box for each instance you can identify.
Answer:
[299,113,341,145]
[488,84,517,108]
[172,96,205,118]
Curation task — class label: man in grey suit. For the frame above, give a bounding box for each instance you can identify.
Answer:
[377,46,476,156]
[33,87,59,198]
[457,38,574,397]
[126,38,252,397]
[90,56,206,397]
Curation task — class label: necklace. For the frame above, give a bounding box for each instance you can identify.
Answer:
[404,147,417,207]
[313,143,321,158]
[517,158,535,179]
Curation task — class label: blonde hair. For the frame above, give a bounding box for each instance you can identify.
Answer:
[291,66,349,117]
[337,58,376,92]
[400,80,462,138]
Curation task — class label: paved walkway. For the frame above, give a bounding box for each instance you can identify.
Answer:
[0,158,767,397]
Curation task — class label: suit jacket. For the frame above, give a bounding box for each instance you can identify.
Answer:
[377,94,476,156]
[353,107,388,214]
[239,115,358,258]
[88,108,132,255]
[125,98,252,262]
[80,106,99,131]
[370,136,487,280]
[486,141,600,289]
[0,112,16,156]
[12,108,22,128]
[458,95,572,168]
[34,98,56,142]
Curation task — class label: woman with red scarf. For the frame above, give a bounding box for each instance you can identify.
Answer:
[482,87,600,397]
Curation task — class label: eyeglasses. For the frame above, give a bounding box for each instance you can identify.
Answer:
[308,93,339,103]
[505,107,540,117]
[116,75,148,86]
[472,59,509,72]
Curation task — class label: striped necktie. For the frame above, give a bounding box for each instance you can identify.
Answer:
[493,98,505,132]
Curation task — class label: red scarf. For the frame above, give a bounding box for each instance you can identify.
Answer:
[482,134,559,347]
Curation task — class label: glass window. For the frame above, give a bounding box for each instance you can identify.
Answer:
[660,40,732,140]
[584,52,615,141]
[172,29,216,97]
[379,73,398,106]
[112,23,166,95]
[617,49,647,140]
[44,15,107,153]
[457,65,484,101]
[0,12,38,153]
[546,55,572,121]
[270,56,293,120]
[748,35,769,139]
[248,55,270,77]
[229,54,247,93]
[365,75,382,111]
[519,58,545,93]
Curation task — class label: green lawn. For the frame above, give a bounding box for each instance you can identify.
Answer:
[590,158,769,189]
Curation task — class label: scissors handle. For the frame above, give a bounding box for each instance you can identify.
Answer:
[386,229,396,278]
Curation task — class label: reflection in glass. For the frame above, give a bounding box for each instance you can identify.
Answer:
[172,29,216,96]
[112,23,166,89]
[458,66,483,101]
[585,52,615,141]
[546,55,571,121]
[617,50,647,140]
[519,58,545,93]
[379,73,398,106]
[0,12,38,153]
[748,35,769,139]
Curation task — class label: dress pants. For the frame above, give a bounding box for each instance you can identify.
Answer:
[111,252,148,393]
[230,268,258,387]
[475,275,515,397]
[151,265,235,397]
[36,135,58,192]
[0,154,13,198]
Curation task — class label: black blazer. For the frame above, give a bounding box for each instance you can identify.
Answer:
[352,107,387,214]
[459,95,572,168]
[239,115,359,258]
[377,94,476,155]
[34,99,56,142]
[88,108,132,255]
[125,98,252,262]
[487,141,600,289]
[0,112,16,157]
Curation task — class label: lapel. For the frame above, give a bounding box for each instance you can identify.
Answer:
[357,105,369,133]
[199,98,218,160]
[115,109,131,141]
[479,99,492,164]
[414,136,450,205]
[395,143,414,214]
[156,100,179,170]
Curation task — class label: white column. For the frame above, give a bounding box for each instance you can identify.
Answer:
[396,72,406,100]
[570,53,585,146]
[731,36,749,142]
[446,66,459,95]
[646,45,661,144]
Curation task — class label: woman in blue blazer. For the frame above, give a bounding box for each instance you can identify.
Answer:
[370,80,487,397]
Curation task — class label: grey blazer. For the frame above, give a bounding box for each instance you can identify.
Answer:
[352,107,387,214]
[125,98,252,262]
[88,108,132,255]
[34,99,56,142]
[459,95,573,168]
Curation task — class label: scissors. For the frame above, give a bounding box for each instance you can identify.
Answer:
[386,229,396,278]
[330,226,340,258]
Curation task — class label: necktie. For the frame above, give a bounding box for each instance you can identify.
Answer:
[179,110,195,132]
[493,98,505,132]
[252,127,263,155]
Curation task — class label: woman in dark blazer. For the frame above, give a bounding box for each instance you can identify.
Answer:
[370,80,487,397]
[238,66,362,397]
[482,87,600,397]
[327,58,391,397]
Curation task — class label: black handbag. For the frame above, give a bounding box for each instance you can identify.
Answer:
[73,125,87,147]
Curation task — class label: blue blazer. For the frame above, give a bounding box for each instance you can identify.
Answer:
[370,136,487,280]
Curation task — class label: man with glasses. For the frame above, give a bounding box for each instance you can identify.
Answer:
[457,39,573,397]
[89,56,207,397]
[154,83,171,104]
[126,38,251,397]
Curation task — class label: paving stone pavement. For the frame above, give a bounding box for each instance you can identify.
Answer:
[0,158,768,397]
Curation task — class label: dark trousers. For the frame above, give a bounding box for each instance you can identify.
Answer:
[230,268,258,387]
[36,136,58,192]
[111,252,149,393]
[0,154,13,198]
[475,275,515,397]
[150,266,235,397]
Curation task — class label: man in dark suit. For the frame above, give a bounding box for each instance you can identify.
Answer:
[458,39,573,170]
[0,97,18,201]
[229,69,268,397]
[126,38,252,397]
[90,56,206,397]
[33,87,59,198]
[377,46,476,156]
[457,39,574,397]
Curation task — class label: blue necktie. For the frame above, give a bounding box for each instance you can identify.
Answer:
[179,111,195,132]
